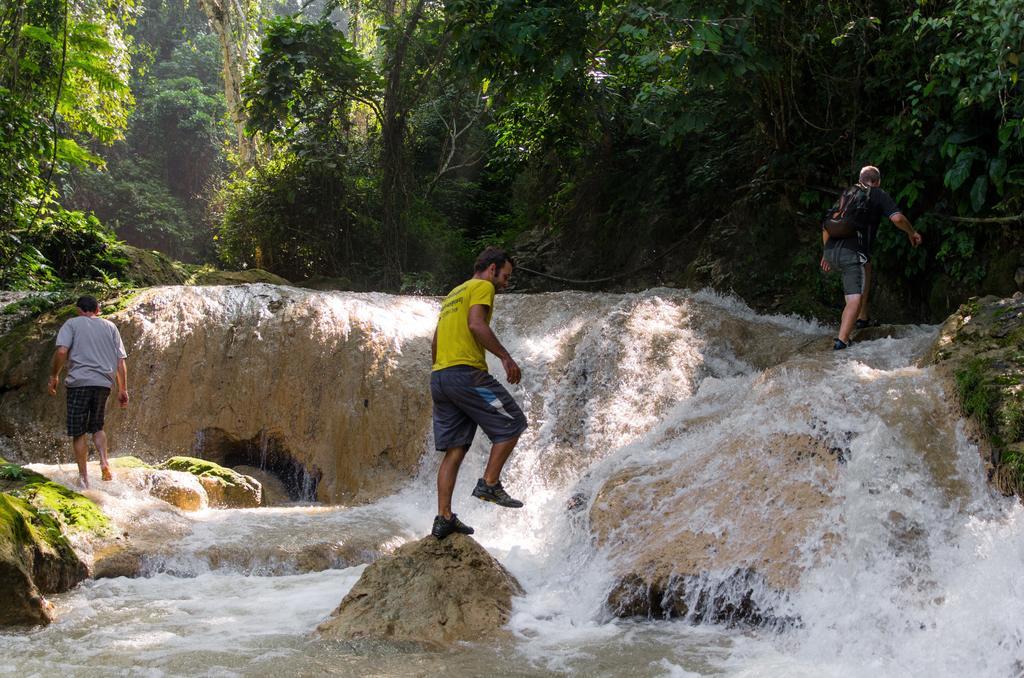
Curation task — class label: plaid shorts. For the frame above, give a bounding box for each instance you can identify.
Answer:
[66,386,111,437]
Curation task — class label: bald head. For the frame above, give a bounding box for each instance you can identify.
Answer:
[859,166,881,186]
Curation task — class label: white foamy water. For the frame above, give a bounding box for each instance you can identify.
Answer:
[2,287,1022,677]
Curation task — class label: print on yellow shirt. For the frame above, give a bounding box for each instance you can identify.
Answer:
[432,278,495,371]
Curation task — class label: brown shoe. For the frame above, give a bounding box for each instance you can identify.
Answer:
[101,467,113,482]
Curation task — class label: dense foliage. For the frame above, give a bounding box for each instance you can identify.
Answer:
[2,0,1022,317]
[1,0,136,287]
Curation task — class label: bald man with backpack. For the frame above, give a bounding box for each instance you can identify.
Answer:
[820,165,923,350]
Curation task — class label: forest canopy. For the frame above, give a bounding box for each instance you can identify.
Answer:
[1,0,1022,317]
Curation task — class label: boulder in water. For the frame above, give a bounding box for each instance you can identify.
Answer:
[146,470,208,511]
[158,456,262,508]
[232,465,290,506]
[591,431,840,626]
[0,460,97,626]
[317,534,524,646]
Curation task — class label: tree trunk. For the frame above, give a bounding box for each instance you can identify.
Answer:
[197,0,256,167]
[376,0,427,288]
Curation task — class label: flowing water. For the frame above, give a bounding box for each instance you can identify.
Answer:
[2,288,1022,677]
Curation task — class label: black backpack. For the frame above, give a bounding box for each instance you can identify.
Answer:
[822,183,871,239]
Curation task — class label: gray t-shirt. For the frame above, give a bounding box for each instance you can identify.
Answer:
[55,316,127,388]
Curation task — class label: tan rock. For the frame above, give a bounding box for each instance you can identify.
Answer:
[0,286,437,504]
[318,534,523,646]
[92,543,144,579]
[232,465,290,505]
[591,430,840,623]
[158,457,262,508]
[147,471,208,511]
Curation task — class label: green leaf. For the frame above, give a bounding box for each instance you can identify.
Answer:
[21,25,58,46]
[55,138,104,167]
[944,153,973,191]
[969,175,987,212]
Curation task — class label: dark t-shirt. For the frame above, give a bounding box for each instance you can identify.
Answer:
[824,186,901,259]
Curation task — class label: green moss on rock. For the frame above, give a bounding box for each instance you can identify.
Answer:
[109,456,154,470]
[119,244,186,286]
[0,459,111,537]
[158,456,241,483]
[191,268,290,286]
[0,492,88,626]
[157,456,262,508]
[930,293,1024,497]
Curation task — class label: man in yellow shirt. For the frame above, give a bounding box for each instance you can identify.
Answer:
[430,247,528,539]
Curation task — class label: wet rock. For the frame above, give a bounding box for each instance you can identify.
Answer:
[0,285,436,504]
[0,492,88,626]
[606,569,777,626]
[190,535,399,576]
[591,432,840,626]
[317,534,523,646]
[232,465,290,506]
[158,456,261,508]
[146,470,208,511]
[925,293,1024,496]
[92,542,144,579]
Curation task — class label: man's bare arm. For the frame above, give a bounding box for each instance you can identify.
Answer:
[116,358,129,407]
[48,347,68,396]
[820,228,831,272]
[431,327,438,364]
[467,304,521,384]
[891,213,923,247]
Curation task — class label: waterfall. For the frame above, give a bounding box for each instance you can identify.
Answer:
[2,286,1021,677]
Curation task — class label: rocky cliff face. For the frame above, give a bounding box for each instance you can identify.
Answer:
[0,285,438,504]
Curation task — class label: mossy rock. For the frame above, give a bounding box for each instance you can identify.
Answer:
[0,303,78,390]
[118,244,186,286]
[0,492,88,626]
[157,456,262,508]
[295,275,357,291]
[191,268,291,286]
[0,458,112,537]
[927,292,1024,496]
[108,456,154,470]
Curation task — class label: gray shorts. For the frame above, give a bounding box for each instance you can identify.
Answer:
[825,244,867,296]
[430,365,528,451]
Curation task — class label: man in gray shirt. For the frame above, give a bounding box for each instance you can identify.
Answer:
[48,296,129,488]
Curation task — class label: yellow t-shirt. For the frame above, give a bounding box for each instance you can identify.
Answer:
[432,278,495,371]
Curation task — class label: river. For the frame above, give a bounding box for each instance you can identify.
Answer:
[1,287,1021,677]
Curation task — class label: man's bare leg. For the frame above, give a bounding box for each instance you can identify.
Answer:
[858,262,873,322]
[839,293,862,344]
[482,436,519,485]
[93,430,112,480]
[437,446,468,519]
[72,434,90,488]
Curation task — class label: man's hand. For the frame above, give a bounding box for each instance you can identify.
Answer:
[908,231,923,247]
[501,355,521,385]
[118,390,129,408]
[47,376,58,396]
[820,256,831,273]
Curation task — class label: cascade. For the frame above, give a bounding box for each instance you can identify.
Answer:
[1,285,1021,676]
